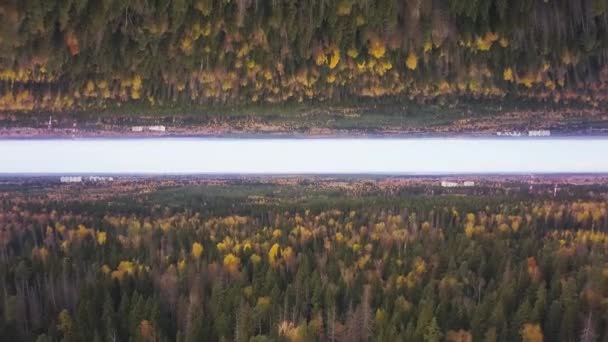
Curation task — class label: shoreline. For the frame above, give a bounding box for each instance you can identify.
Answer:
[1,126,608,140]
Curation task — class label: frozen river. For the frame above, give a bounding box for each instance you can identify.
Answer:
[0,138,607,174]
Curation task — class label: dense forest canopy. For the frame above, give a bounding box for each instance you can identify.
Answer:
[1,182,608,341]
[0,0,607,113]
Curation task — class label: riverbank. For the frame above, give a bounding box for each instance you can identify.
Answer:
[1,97,607,138]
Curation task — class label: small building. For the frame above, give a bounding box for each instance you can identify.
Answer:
[88,176,114,182]
[148,125,166,132]
[441,181,458,188]
[463,181,475,187]
[528,130,551,137]
[131,126,144,132]
[497,131,522,137]
[60,176,82,183]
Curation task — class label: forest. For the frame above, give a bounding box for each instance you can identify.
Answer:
[1,0,608,114]
[1,180,608,341]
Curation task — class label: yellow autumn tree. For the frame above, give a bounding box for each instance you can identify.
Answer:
[329,47,340,69]
[521,323,543,342]
[192,242,204,259]
[57,309,73,337]
[96,231,107,245]
[223,253,241,273]
[503,68,514,82]
[268,243,280,266]
[368,38,386,59]
[336,1,352,16]
[406,53,418,70]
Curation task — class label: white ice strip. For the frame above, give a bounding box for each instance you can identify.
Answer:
[0,138,606,174]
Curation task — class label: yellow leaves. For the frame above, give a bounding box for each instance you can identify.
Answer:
[216,236,233,252]
[0,69,17,82]
[413,257,427,275]
[272,229,282,239]
[57,309,73,336]
[465,222,486,238]
[503,68,514,82]
[85,80,96,95]
[519,72,537,88]
[395,296,413,312]
[178,259,186,272]
[485,32,499,43]
[465,213,476,223]
[424,41,433,53]
[439,275,459,292]
[101,264,111,275]
[179,36,194,55]
[194,0,212,16]
[111,260,139,280]
[268,243,280,265]
[61,240,70,253]
[475,38,492,51]
[347,48,359,59]
[242,285,254,298]
[356,61,366,71]
[221,79,233,91]
[32,246,49,263]
[576,210,590,224]
[355,15,366,26]
[250,253,262,265]
[357,254,370,269]
[336,1,352,16]
[263,70,273,81]
[475,32,499,51]
[405,53,418,70]
[223,253,241,273]
[438,80,451,93]
[422,221,431,232]
[281,246,293,260]
[278,320,301,340]
[499,37,510,48]
[375,60,393,75]
[511,216,522,232]
[561,50,578,65]
[76,224,92,240]
[192,242,204,259]
[130,75,143,99]
[132,75,142,90]
[201,22,212,37]
[329,47,341,69]
[256,296,271,309]
[117,261,135,273]
[243,241,252,252]
[368,38,386,59]
[314,49,328,66]
[521,323,543,342]
[498,223,510,233]
[335,232,344,242]
[96,231,107,245]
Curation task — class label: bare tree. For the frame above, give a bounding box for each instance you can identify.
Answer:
[580,312,597,342]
